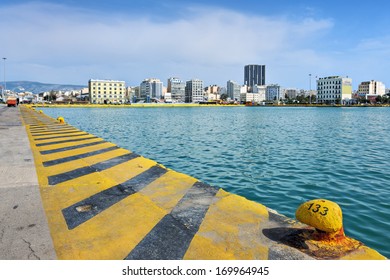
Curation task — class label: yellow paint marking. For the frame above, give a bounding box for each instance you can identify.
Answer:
[42,148,131,177]
[140,170,198,211]
[184,189,269,260]
[35,137,105,152]
[29,128,80,136]
[45,193,167,259]
[40,142,118,162]
[29,127,69,133]
[40,175,119,215]
[43,157,158,208]
[97,156,157,184]
[28,123,68,129]
[340,246,387,260]
[33,134,95,145]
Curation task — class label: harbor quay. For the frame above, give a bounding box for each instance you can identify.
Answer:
[0,104,386,260]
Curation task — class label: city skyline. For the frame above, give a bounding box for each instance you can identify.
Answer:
[1,0,390,90]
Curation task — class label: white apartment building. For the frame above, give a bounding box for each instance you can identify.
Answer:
[167,77,185,102]
[240,92,262,103]
[88,79,126,104]
[316,76,352,104]
[185,79,204,103]
[252,85,267,101]
[140,78,163,102]
[357,80,385,98]
[266,84,281,101]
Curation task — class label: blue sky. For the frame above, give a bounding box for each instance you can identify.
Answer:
[1,0,390,89]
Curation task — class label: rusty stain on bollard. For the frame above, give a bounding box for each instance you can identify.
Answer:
[288,199,363,259]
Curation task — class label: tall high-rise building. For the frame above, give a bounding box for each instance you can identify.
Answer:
[185,79,203,103]
[167,77,186,102]
[226,80,241,101]
[244,64,265,89]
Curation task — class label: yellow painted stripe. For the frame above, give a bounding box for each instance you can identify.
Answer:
[41,157,158,208]
[184,189,269,260]
[39,142,118,162]
[35,137,106,152]
[42,148,131,177]
[140,170,198,212]
[34,135,97,145]
[45,193,167,259]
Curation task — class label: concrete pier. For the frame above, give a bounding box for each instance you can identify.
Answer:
[0,105,56,259]
[0,105,386,260]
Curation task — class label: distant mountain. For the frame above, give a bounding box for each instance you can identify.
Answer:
[4,81,85,94]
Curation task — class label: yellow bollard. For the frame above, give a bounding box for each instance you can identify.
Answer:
[57,116,65,123]
[39,110,43,114]
[296,199,343,234]
[294,198,363,259]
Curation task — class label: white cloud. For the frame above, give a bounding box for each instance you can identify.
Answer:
[1,2,336,87]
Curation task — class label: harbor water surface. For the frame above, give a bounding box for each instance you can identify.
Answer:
[42,106,390,258]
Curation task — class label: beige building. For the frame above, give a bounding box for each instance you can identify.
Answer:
[357,80,385,98]
[89,79,126,104]
[240,92,262,103]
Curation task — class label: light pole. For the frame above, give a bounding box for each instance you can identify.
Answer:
[2,58,6,98]
[309,73,312,104]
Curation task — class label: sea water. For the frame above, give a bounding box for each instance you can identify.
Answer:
[42,106,390,258]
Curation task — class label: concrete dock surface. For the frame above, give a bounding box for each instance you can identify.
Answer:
[0,104,386,260]
[0,105,56,259]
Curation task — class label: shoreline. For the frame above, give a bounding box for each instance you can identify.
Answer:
[31,103,390,108]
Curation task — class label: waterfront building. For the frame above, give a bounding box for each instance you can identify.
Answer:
[126,87,136,103]
[227,80,241,101]
[218,87,227,95]
[285,88,298,99]
[88,79,126,104]
[240,93,261,104]
[167,77,185,102]
[357,80,385,98]
[164,92,172,103]
[185,79,204,103]
[205,85,220,101]
[266,84,281,102]
[316,76,352,104]
[140,78,163,102]
[205,85,219,94]
[206,92,220,102]
[252,85,267,101]
[244,64,265,90]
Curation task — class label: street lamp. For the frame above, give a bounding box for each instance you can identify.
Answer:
[309,73,312,104]
[2,58,6,97]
